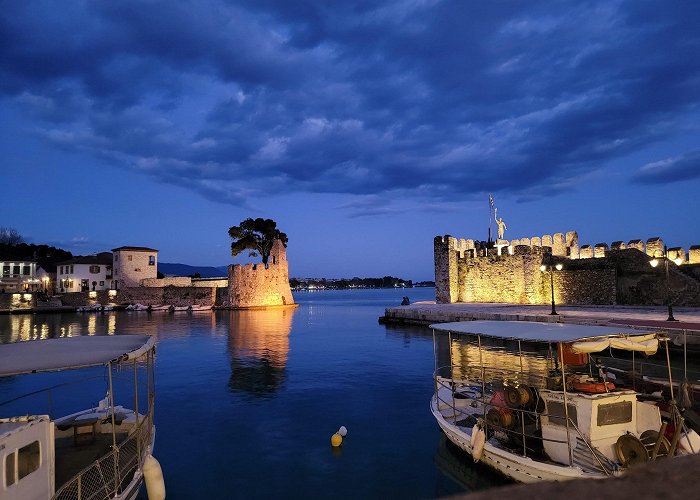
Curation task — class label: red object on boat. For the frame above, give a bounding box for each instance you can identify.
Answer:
[572,381,615,393]
[558,342,589,366]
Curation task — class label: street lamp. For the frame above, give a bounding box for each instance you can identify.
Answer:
[540,257,563,315]
[650,246,682,322]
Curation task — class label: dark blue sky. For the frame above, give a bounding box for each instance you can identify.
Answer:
[2,1,699,281]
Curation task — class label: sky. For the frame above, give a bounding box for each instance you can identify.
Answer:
[1,1,699,281]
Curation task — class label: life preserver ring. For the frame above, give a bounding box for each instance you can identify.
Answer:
[471,426,486,462]
[572,381,615,393]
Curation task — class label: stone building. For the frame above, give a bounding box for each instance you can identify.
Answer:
[112,246,158,289]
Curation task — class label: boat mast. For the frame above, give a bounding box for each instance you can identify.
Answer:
[107,360,119,495]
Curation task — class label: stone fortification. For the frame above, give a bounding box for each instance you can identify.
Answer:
[228,239,295,308]
[435,231,700,306]
[141,277,228,288]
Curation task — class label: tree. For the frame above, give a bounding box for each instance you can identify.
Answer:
[0,227,24,245]
[228,218,288,266]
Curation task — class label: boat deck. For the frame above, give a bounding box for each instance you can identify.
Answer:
[54,432,129,490]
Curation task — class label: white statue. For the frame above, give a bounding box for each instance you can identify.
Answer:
[494,208,507,240]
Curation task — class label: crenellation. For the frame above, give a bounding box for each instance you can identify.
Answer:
[566,231,579,259]
[594,243,608,258]
[552,233,566,256]
[611,241,626,250]
[520,237,531,247]
[667,247,686,263]
[542,235,553,247]
[579,245,593,259]
[628,240,644,252]
[690,245,700,264]
[531,236,541,247]
[646,237,664,257]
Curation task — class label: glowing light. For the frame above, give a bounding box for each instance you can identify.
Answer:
[108,290,117,297]
[673,258,683,266]
[539,265,546,272]
[650,259,659,268]
[89,291,97,298]
[555,264,563,271]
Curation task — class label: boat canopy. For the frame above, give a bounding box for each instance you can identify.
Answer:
[0,335,156,377]
[430,321,660,354]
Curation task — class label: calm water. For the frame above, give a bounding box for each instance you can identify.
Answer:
[0,288,508,499]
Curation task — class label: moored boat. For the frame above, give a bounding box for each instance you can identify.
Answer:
[430,321,699,483]
[0,335,164,499]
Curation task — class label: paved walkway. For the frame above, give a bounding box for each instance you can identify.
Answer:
[380,302,700,345]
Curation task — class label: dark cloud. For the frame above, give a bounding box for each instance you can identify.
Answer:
[632,150,700,185]
[2,0,699,212]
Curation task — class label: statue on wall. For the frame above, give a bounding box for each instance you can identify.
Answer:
[494,208,507,240]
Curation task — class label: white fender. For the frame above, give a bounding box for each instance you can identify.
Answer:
[470,423,480,449]
[471,427,486,462]
[143,454,166,500]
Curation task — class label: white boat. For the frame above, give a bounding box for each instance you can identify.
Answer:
[149,305,172,312]
[126,303,151,311]
[190,304,212,312]
[171,305,191,312]
[0,335,164,500]
[76,304,102,312]
[430,321,700,483]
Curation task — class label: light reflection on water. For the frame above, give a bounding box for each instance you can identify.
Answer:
[0,289,513,499]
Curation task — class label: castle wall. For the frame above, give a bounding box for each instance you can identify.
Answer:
[434,231,700,306]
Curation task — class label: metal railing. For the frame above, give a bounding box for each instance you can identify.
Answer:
[53,408,153,500]
[433,364,615,476]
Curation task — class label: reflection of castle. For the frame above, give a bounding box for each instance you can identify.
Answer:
[227,308,294,396]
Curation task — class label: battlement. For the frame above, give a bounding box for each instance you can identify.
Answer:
[434,232,700,307]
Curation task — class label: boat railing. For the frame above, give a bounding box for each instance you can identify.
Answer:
[52,405,153,500]
[433,365,614,476]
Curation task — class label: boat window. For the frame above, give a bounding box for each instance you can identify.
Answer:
[547,401,578,427]
[597,401,632,426]
[18,441,40,480]
[5,451,15,486]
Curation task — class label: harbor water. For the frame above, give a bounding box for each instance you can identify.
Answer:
[0,288,509,499]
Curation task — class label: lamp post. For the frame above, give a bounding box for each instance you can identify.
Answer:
[650,245,683,322]
[540,257,563,315]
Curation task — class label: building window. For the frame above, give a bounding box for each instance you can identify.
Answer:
[2,265,9,276]
[13,265,20,275]
[149,255,155,266]
[89,265,100,274]
[70,265,74,273]
[115,253,119,261]
[128,255,133,262]
[99,281,104,286]
[22,267,31,276]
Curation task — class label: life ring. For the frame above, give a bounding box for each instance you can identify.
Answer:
[471,426,486,462]
[572,381,615,393]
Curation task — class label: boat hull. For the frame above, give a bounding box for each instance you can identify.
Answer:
[431,396,606,483]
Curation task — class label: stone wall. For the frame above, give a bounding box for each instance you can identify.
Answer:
[435,232,700,306]
[141,277,229,288]
[228,240,295,308]
[117,286,216,306]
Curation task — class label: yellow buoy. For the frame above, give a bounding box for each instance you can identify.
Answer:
[331,432,343,447]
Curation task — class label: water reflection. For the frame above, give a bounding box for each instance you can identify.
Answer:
[227,308,295,397]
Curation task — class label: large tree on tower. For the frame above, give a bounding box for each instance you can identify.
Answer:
[228,218,288,266]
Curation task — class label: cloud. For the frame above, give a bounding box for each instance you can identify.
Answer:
[2,0,700,209]
[632,150,700,185]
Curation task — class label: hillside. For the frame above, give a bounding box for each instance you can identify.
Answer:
[158,263,228,278]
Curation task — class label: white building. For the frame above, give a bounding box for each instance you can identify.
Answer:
[112,246,158,289]
[0,260,39,292]
[56,253,113,293]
